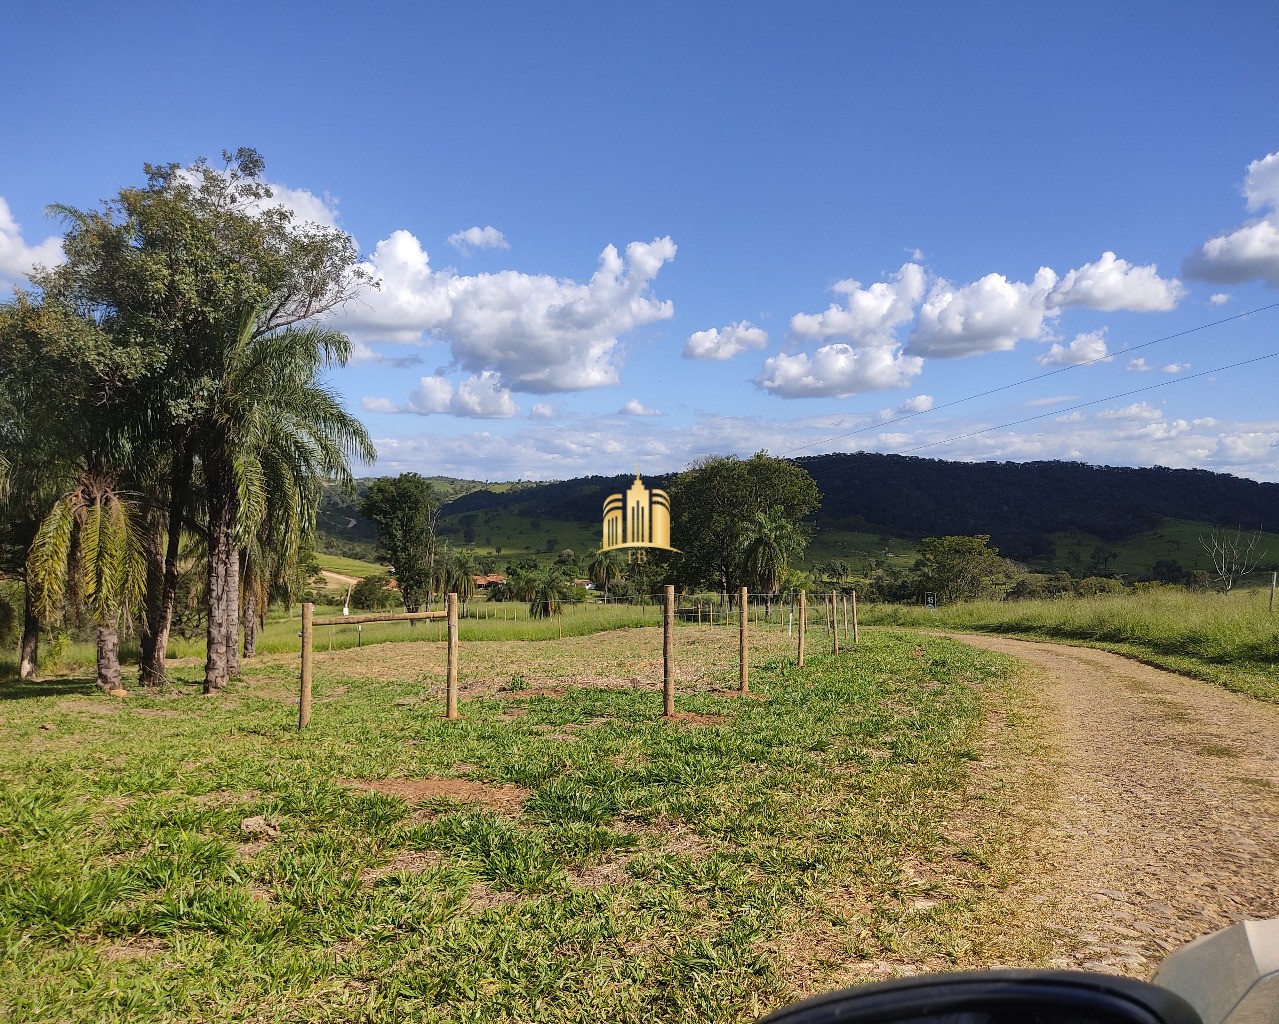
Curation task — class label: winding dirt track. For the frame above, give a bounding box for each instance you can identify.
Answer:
[949,633,1279,976]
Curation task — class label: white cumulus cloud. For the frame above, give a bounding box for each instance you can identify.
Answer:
[1185,150,1279,286]
[896,394,934,414]
[406,375,454,414]
[530,402,556,419]
[792,263,925,347]
[361,396,400,413]
[447,225,510,253]
[0,197,64,289]
[1162,363,1190,373]
[1126,358,1152,372]
[453,371,519,417]
[619,399,661,416]
[405,372,517,418]
[1036,328,1111,367]
[1210,292,1231,305]
[907,267,1058,358]
[755,344,924,398]
[684,321,769,360]
[339,234,677,393]
[1047,251,1183,312]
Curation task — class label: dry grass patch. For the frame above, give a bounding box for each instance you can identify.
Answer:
[341,777,531,814]
[99,937,169,961]
[361,850,444,886]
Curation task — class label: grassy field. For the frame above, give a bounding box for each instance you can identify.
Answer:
[0,627,1047,1023]
[1049,518,1279,581]
[315,554,388,579]
[864,587,1279,702]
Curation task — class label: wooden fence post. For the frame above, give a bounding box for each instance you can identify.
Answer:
[445,592,459,719]
[798,590,806,668]
[832,594,840,655]
[298,602,313,730]
[739,586,749,694]
[663,585,675,717]
[851,590,860,644]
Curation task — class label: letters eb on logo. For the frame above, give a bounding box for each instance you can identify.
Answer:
[602,473,679,558]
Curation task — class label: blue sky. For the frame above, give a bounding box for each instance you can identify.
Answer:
[5,2,1279,481]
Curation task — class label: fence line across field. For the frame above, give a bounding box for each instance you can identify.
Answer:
[297,589,858,729]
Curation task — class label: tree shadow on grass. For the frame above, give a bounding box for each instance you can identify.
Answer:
[0,674,102,700]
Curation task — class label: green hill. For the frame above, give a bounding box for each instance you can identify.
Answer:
[315,457,1279,584]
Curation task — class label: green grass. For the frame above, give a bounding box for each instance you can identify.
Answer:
[802,526,919,575]
[437,508,602,559]
[863,587,1279,702]
[0,628,1041,1023]
[1049,517,1279,582]
[314,553,388,578]
[16,601,678,676]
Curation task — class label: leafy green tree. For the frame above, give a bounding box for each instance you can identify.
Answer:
[1,279,157,681]
[670,452,820,599]
[24,149,368,689]
[359,474,441,613]
[350,573,399,611]
[916,535,1015,603]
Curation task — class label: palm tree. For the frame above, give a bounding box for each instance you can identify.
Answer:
[444,548,481,615]
[586,548,626,603]
[200,309,375,692]
[740,506,806,618]
[525,563,571,619]
[26,470,146,692]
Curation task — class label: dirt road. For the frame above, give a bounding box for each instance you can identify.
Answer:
[950,633,1279,976]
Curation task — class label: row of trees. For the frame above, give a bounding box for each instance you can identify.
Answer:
[351,455,825,619]
[0,150,374,693]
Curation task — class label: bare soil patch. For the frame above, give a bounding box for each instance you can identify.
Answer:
[341,777,530,814]
[662,712,727,727]
[947,633,1279,977]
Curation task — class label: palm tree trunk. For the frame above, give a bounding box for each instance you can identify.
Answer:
[242,590,257,659]
[226,545,241,677]
[139,515,166,687]
[204,454,236,694]
[19,584,39,679]
[141,445,192,688]
[96,625,122,693]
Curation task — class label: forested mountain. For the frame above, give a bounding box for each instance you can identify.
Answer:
[795,454,1279,561]
[318,456,1279,568]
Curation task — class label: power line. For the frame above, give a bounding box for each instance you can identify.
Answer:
[900,349,1279,455]
[777,301,1279,457]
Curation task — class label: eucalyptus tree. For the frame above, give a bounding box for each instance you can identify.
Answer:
[31,149,369,688]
